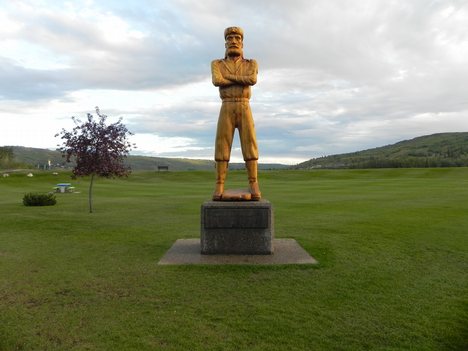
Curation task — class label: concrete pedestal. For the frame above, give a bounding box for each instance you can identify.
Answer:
[201,199,274,255]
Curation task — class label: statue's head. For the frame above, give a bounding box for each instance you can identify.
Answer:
[224,26,243,58]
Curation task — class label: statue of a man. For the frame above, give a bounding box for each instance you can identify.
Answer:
[211,26,261,201]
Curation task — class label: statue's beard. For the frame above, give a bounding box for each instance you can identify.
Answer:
[226,47,243,58]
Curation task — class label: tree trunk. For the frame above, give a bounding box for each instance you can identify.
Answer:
[88,173,95,213]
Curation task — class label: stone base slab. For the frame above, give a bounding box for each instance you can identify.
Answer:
[158,239,318,265]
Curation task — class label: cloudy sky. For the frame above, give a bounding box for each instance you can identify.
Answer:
[1,0,467,164]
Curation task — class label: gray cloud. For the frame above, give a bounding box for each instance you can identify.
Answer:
[0,58,75,100]
[1,0,467,162]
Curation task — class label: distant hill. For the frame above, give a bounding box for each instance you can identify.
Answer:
[4,146,215,171]
[126,155,214,171]
[2,146,287,171]
[6,133,466,171]
[7,146,65,168]
[295,132,468,169]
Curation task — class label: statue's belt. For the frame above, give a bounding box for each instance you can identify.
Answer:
[221,98,250,102]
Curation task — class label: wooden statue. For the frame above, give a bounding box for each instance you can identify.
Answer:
[211,27,261,201]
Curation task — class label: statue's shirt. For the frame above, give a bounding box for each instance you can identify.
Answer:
[211,58,258,100]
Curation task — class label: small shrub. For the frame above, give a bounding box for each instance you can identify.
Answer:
[23,193,57,206]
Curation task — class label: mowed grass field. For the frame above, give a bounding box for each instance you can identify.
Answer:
[0,168,467,350]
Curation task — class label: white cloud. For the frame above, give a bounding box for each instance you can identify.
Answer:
[0,10,23,35]
[130,133,201,156]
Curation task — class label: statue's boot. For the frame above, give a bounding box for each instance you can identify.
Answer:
[212,161,228,200]
[246,160,261,201]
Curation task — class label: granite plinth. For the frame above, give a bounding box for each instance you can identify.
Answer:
[201,199,273,254]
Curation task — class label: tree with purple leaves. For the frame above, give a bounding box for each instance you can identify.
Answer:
[56,107,135,213]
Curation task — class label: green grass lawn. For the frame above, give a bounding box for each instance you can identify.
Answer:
[1,168,467,350]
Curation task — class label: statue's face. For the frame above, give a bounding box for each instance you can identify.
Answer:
[225,34,243,57]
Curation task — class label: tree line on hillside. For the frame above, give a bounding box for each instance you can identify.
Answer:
[0,147,14,167]
[0,146,65,170]
[296,141,468,169]
[0,147,29,169]
[344,156,468,169]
